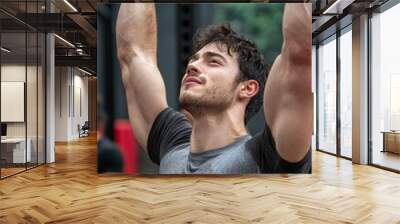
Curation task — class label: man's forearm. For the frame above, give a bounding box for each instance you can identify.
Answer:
[281,3,311,65]
[116,3,157,64]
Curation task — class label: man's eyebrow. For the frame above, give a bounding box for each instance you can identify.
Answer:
[188,51,228,64]
[188,53,199,62]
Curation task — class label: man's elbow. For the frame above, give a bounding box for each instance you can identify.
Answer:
[279,46,312,95]
[117,43,140,63]
[282,40,311,66]
[117,50,136,91]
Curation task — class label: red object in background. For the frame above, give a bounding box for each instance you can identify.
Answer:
[114,119,138,173]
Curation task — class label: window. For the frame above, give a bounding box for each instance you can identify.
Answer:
[312,45,317,151]
[371,2,400,171]
[339,28,352,158]
[0,1,47,179]
[317,36,337,154]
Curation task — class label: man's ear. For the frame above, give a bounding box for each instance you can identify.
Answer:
[238,80,259,100]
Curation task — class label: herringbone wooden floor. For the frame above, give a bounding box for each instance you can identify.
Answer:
[1,135,400,223]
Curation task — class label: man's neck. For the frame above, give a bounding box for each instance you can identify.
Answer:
[190,110,248,153]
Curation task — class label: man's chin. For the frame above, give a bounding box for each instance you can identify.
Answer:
[179,95,201,110]
[180,90,201,100]
[179,97,198,108]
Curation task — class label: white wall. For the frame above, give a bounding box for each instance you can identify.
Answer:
[72,72,89,138]
[54,67,89,141]
[1,65,26,81]
[55,67,69,141]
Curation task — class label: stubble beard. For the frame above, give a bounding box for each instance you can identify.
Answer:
[179,85,235,118]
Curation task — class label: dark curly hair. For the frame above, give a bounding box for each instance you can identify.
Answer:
[192,23,270,124]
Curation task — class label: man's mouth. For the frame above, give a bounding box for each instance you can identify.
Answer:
[184,77,202,86]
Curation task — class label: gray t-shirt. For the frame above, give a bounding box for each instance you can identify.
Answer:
[147,108,311,174]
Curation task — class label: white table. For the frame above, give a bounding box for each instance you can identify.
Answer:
[1,138,31,163]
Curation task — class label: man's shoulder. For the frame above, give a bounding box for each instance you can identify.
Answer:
[157,108,192,129]
[147,107,191,165]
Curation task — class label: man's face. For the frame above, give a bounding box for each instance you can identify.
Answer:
[179,42,241,115]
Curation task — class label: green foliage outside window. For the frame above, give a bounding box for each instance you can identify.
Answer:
[213,3,284,65]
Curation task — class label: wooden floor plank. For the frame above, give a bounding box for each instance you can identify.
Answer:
[0,135,399,223]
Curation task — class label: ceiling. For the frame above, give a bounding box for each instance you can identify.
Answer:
[0,0,100,74]
[311,0,390,43]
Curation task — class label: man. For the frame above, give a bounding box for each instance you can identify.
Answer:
[116,3,312,174]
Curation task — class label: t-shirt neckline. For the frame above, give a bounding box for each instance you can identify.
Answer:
[188,134,251,159]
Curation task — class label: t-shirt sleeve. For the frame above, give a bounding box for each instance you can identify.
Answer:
[247,123,311,173]
[147,107,192,165]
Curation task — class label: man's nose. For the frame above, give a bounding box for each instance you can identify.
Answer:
[186,63,200,76]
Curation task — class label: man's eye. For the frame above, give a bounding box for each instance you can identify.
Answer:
[210,60,220,65]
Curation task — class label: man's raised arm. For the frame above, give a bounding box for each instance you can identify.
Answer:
[264,4,313,163]
[116,3,168,149]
